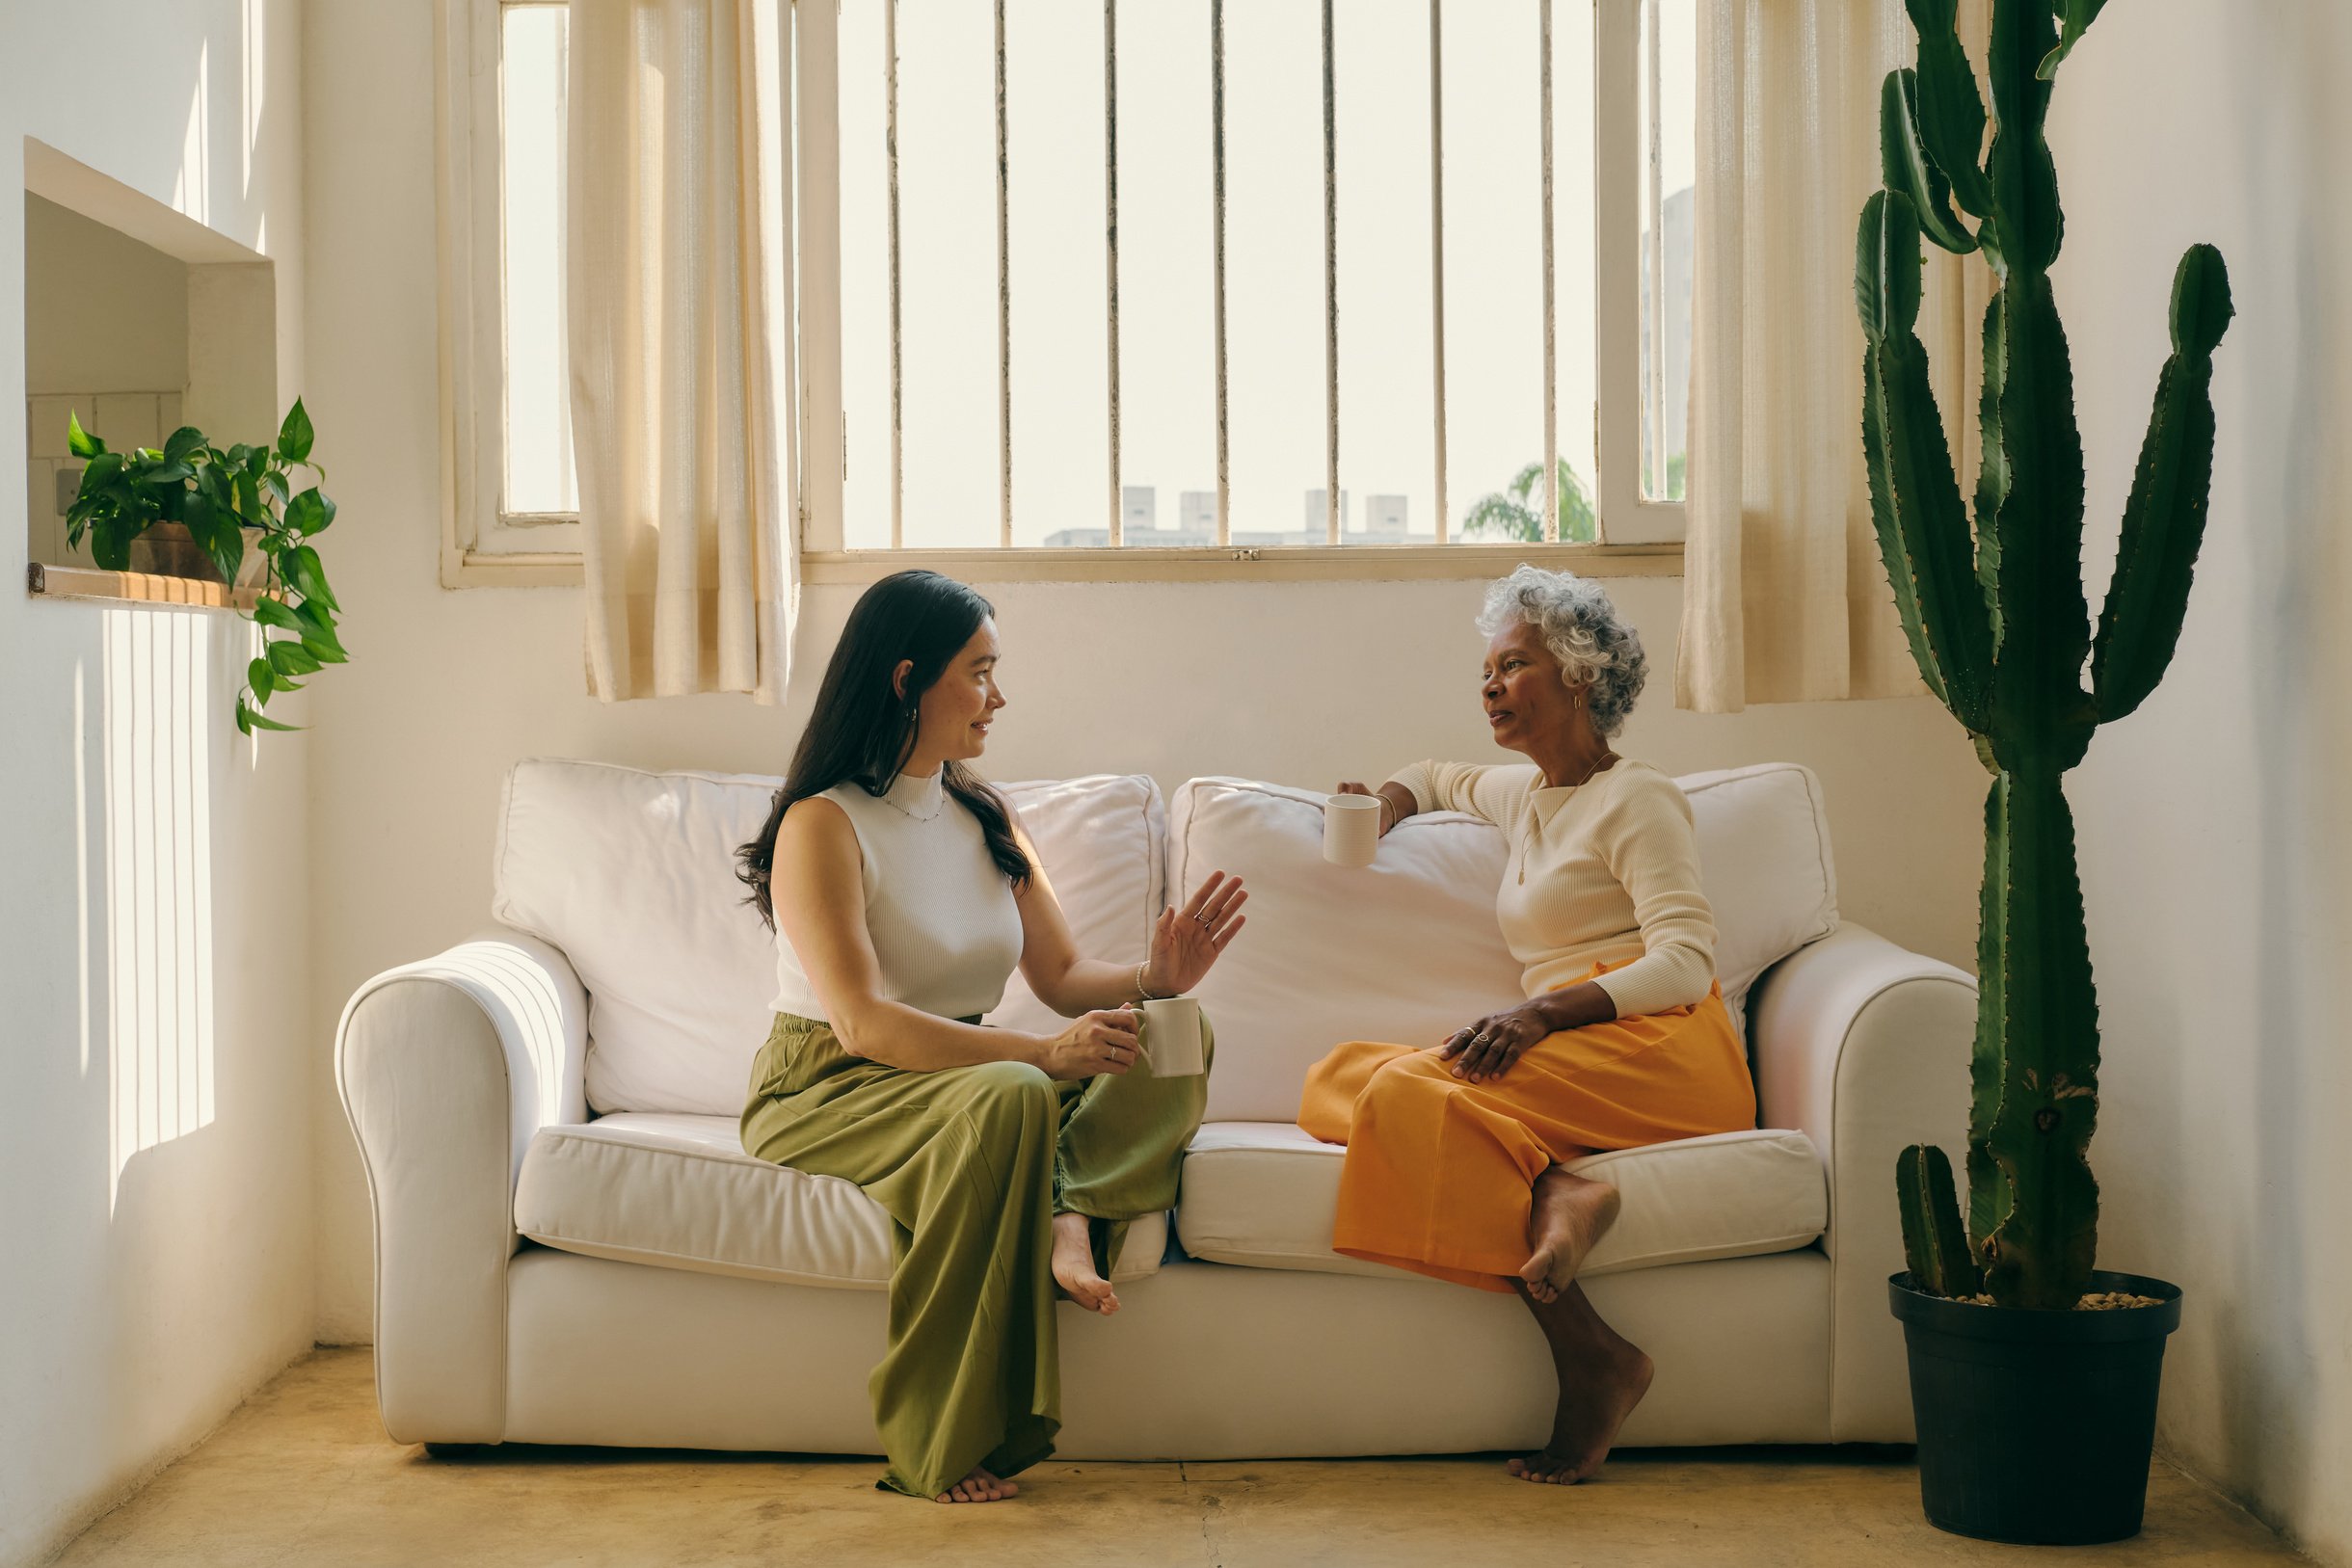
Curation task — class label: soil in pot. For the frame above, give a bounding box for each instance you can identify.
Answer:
[1890,1269,2183,1546]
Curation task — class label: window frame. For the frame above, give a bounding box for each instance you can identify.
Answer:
[436,0,1686,589]
[437,0,587,587]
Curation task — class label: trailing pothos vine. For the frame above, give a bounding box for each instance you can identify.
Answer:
[66,398,347,736]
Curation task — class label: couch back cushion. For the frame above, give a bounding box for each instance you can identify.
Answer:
[492,760,1163,1115]
[1168,763,1837,1123]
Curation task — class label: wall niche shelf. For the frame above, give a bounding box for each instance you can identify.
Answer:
[26,561,260,612]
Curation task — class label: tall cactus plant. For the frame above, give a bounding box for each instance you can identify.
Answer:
[1859,0,2232,1310]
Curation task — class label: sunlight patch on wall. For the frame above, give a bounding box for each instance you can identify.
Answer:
[99,608,218,1209]
[174,39,212,228]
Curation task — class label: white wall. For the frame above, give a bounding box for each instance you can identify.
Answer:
[22,194,191,395]
[2051,5,2352,1563]
[0,6,313,1567]
[301,0,1990,1342]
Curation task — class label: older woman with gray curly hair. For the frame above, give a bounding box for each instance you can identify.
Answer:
[1299,563,1753,1488]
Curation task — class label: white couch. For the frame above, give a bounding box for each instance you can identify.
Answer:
[336,758,1971,1458]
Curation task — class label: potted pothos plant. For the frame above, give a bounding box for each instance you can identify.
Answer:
[1857,0,2229,1546]
[65,399,348,736]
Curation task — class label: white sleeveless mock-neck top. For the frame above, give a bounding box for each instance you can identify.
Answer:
[769,767,1027,1024]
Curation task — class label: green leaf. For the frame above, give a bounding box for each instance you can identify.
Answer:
[234,467,265,524]
[248,656,277,702]
[291,599,349,663]
[236,697,302,734]
[278,398,314,465]
[285,487,330,535]
[227,443,254,471]
[80,451,125,494]
[67,409,102,459]
[89,519,134,571]
[266,639,324,678]
[288,544,338,611]
[254,598,307,635]
[263,470,291,508]
[163,426,206,464]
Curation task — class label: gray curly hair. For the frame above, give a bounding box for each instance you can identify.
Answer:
[1476,565,1648,738]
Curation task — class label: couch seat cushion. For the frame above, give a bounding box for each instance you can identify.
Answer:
[516,1113,1165,1289]
[1175,1121,1824,1280]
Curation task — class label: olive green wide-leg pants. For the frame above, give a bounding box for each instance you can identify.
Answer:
[739,1012,1214,1499]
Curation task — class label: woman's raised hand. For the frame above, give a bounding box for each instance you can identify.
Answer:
[1144,870,1248,997]
[1039,1008,1143,1081]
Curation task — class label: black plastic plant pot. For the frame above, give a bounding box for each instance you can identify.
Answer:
[1888,1270,2183,1546]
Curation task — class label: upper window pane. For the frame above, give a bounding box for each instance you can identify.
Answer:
[1440,0,1551,545]
[1006,0,1110,548]
[1109,0,1217,548]
[895,0,1001,549]
[1333,0,1436,546]
[1639,0,1696,503]
[499,2,577,518]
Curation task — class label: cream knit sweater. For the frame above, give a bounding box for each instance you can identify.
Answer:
[1386,757,1717,1019]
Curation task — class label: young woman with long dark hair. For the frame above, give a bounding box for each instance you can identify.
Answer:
[735,570,1246,1504]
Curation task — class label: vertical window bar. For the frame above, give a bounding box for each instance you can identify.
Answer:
[1644,0,1666,500]
[1210,0,1231,546]
[995,0,1013,548]
[1104,0,1123,545]
[1538,0,1559,543]
[1593,0,1640,544]
[1428,0,1448,545]
[885,0,905,548]
[1322,0,1340,546]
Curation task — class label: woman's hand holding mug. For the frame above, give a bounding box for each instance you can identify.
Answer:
[1039,1008,1142,1081]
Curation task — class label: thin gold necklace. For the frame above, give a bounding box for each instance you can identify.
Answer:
[1516,752,1617,884]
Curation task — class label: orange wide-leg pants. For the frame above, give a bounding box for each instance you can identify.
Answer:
[1297,970,1755,1293]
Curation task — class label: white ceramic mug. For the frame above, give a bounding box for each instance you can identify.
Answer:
[1137,996,1206,1076]
[1323,792,1384,867]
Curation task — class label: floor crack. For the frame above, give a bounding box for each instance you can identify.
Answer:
[1180,1459,1221,1568]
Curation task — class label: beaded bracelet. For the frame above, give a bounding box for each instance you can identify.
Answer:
[1135,960,1163,1002]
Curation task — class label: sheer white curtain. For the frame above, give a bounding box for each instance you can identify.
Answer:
[568,0,794,703]
[1676,0,1988,713]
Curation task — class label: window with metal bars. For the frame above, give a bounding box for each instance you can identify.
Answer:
[797,0,1693,563]
[442,0,1692,582]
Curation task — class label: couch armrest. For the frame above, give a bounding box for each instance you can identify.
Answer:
[335,929,588,1444]
[1748,923,1972,1444]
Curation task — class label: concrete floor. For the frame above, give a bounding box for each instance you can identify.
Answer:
[50,1348,2304,1567]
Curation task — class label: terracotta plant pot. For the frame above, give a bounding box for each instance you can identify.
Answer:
[125,521,223,582]
[123,522,269,588]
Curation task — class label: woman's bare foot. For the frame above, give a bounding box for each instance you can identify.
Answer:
[1506,1335,1654,1485]
[933,1465,1019,1503]
[1518,1167,1620,1304]
[1052,1211,1119,1315]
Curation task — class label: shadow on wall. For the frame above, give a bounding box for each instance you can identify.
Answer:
[69,607,271,1210]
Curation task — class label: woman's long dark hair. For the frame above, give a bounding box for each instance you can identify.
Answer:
[737,570,1029,928]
